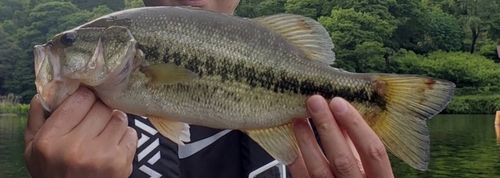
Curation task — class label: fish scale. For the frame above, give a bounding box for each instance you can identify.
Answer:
[33,6,456,171]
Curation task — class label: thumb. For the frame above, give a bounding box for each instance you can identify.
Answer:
[24,95,47,145]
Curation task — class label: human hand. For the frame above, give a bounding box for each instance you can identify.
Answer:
[24,87,138,178]
[289,95,394,178]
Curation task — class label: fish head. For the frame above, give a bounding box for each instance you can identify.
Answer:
[34,25,139,113]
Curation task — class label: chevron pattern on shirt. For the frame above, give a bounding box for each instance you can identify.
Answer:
[134,116,162,178]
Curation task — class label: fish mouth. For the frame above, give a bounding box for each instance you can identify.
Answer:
[33,44,79,113]
[34,44,53,112]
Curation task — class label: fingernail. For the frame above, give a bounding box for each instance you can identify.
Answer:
[113,110,127,120]
[331,97,347,114]
[308,96,325,113]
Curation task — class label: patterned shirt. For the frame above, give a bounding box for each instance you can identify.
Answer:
[127,114,293,178]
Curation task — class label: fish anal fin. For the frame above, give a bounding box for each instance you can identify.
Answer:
[251,14,335,65]
[148,116,190,145]
[359,74,455,171]
[139,64,197,86]
[243,123,299,165]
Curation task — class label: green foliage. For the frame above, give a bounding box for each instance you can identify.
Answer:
[235,0,267,17]
[125,0,145,9]
[284,0,325,19]
[477,40,500,62]
[431,0,500,53]
[443,95,500,114]
[0,104,30,115]
[420,7,463,52]
[319,8,396,72]
[0,94,29,115]
[392,51,500,88]
[258,0,286,16]
[71,0,124,11]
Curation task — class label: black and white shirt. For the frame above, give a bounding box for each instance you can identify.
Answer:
[127,114,293,178]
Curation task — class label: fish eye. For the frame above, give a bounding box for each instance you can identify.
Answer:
[60,31,77,47]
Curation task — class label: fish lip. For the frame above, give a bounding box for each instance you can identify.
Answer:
[33,44,53,113]
[33,42,56,113]
[33,45,46,77]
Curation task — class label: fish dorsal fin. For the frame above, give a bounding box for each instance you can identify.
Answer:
[251,14,335,65]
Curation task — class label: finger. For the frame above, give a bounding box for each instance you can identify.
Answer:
[124,163,134,178]
[307,95,363,178]
[40,87,96,136]
[287,151,309,178]
[72,100,113,138]
[293,118,333,178]
[330,97,393,178]
[343,130,365,176]
[120,126,138,166]
[25,95,47,144]
[98,110,129,144]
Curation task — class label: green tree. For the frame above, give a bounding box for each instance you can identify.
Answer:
[387,0,427,52]
[125,0,145,9]
[433,0,500,53]
[235,0,266,18]
[0,28,26,96]
[3,58,35,103]
[27,1,80,40]
[332,0,398,24]
[284,0,326,19]
[71,0,124,11]
[0,0,28,22]
[392,50,500,87]
[258,0,286,16]
[420,7,463,52]
[319,8,396,72]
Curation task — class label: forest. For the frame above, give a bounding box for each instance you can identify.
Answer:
[0,0,499,114]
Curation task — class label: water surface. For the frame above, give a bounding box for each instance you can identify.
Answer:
[391,114,500,178]
[0,116,28,178]
[0,114,498,177]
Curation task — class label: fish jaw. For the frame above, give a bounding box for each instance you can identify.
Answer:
[33,45,80,113]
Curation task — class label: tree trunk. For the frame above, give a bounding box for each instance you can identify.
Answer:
[470,26,480,54]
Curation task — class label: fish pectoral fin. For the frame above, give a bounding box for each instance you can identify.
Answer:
[140,64,197,86]
[148,116,190,145]
[243,123,300,165]
[251,14,335,65]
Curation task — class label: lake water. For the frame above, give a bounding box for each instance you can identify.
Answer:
[0,114,499,177]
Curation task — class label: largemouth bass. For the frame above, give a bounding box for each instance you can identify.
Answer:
[33,6,455,171]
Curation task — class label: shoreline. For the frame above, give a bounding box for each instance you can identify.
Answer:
[0,113,18,117]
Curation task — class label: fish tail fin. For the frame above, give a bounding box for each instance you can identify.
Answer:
[361,74,455,171]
